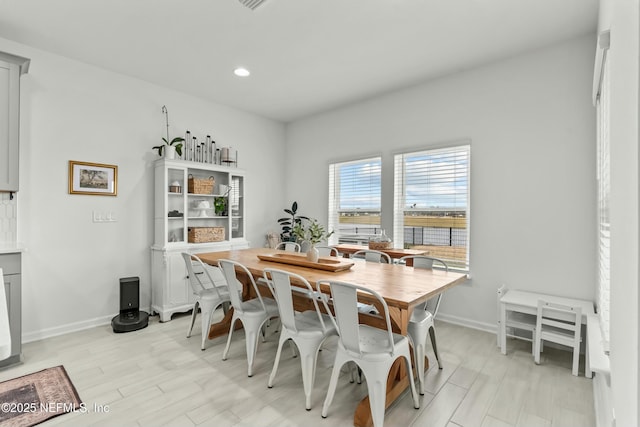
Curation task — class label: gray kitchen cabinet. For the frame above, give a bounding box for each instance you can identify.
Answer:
[0,51,29,193]
[0,252,21,367]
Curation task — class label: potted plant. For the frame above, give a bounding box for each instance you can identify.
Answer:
[214,185,232,216]
[292,218,334,262]
[153,105,184,159]
[153,136,184,159]
[214,196,227,216]
[277,201,309,242]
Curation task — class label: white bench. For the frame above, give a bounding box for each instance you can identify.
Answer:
[497,286,595,377]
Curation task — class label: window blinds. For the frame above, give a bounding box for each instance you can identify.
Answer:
[328,157,381,245]
[394,145,470,270]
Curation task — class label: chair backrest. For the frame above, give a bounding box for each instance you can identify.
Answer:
[316,246,339,257]
[275,242,301,252]
[263,268,328,333]
[181,253,225,299]
[218,259,267,314]
[400,255,448,316]
[536,299,582,339]
[399,255,448,271]
[320,280,395,357]
[352,249,391,264]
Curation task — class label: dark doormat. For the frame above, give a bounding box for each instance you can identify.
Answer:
[0,365,82,427]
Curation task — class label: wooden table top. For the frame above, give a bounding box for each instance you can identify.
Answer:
[332,243,428,259]
[196,247,466,311]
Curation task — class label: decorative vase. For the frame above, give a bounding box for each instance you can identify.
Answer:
[165,145,176,160]
[306,244,319,263]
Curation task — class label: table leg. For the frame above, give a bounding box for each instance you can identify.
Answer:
[500,303,507,354]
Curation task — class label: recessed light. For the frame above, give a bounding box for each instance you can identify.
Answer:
[234,67,250,77]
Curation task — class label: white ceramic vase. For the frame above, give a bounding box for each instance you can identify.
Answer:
[306,244,319,263]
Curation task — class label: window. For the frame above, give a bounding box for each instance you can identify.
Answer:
[595,45,610,349]
[328,157,382,245]
[393,144,470,271]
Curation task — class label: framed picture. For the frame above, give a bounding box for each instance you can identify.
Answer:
[68,161,118,196]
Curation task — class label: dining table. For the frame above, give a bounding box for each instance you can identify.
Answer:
[196,247,467,427]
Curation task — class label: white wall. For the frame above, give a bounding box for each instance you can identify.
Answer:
[603,0,640,425]
[0,37,286,341]
[285,35,597,329]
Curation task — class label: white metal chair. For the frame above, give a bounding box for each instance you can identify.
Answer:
[181,253,232,351]
[398,255,447,394]
[275,241,301,252]
[316,246,339,257]
[218,259,280,377]
[353,249,391,315]
[263,268,337,410]
[534,299,583,376]
[319,280,419,427]
[351,249,391,264]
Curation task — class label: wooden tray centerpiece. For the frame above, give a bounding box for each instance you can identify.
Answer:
[257,252,354,272]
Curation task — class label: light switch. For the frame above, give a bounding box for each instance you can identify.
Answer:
[93,211,117,223]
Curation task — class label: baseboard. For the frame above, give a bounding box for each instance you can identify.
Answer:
[22,306,153,343]
[436,312,497,334]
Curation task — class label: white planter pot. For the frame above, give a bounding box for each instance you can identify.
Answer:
[165,145,176,160]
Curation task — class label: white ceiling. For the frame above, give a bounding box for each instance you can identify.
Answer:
[0,0,598,123]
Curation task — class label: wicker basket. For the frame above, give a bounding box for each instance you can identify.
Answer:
[188,175,215,194]
[368,241,392,250]
[188,227,225,243]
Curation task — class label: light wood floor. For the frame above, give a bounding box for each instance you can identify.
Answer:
[0,312,595,427]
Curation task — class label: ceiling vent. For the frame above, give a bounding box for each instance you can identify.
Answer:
[238,0,268,10]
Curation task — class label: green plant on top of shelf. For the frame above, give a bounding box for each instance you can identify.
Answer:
[153,136,184,157]
[153,105,184,157]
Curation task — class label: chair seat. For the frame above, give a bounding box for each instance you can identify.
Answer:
[409,308,434,324]
[356,325,409,360]
[292,311,337,336]
[197,286,230,301]
[238,297,280,317]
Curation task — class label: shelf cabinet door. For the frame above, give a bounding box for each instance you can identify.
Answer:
[230,175,244,239]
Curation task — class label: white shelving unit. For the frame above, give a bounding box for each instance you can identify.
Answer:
[151,158,248,321]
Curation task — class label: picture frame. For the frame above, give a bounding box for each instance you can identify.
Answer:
[68,161,118,196]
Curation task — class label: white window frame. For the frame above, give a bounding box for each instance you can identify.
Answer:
[328,157,382,245]
[594,33,611,350]
[393,143,470,272]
